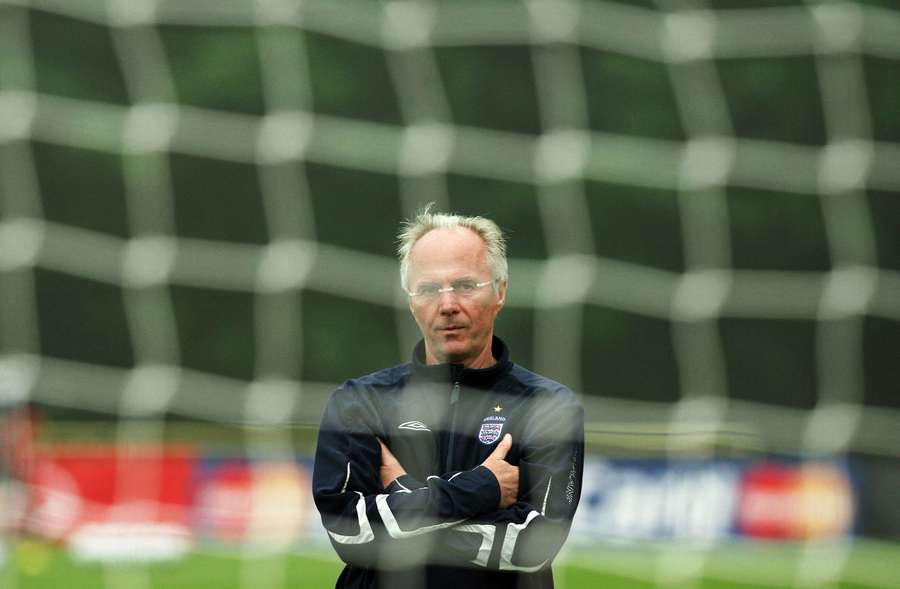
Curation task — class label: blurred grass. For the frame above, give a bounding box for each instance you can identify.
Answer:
[2,539,898,589]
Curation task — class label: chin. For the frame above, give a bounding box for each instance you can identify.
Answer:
[436,344,472,363]
[440,346,469,359]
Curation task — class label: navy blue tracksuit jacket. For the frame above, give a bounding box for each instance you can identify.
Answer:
[312,337,584,589]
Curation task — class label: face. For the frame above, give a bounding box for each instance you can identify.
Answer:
[407,227,507,368]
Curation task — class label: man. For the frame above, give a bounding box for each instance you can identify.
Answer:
[313,207,584,588]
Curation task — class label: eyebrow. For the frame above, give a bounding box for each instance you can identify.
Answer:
[415,276,478,285]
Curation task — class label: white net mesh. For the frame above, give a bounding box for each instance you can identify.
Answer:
[1,0,899,587]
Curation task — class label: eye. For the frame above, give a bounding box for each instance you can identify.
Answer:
[416,283,441,296]
[454,280,477,292]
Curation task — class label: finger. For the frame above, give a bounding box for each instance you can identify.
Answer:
[490,433,512,459]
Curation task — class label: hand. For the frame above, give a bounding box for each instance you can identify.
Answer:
[481,433,519,508]
[378,438,407,488]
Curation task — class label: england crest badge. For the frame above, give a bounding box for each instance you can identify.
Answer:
[478,414,506,445]
[478,423,503,444]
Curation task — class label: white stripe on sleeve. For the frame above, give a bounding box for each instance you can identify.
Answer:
[328,491,375,545]
[375,494,465,538]
[499,510,548,572]
[452,524,496,567]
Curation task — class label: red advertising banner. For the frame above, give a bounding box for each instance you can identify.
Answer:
[17,444,317,559]
[737,462,855,540]
[193,459,312,546]
[22,444,196,560]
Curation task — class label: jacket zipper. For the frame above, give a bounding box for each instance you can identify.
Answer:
[445,381,460,473]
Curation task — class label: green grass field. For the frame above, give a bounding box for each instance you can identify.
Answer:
[2,539,897,589]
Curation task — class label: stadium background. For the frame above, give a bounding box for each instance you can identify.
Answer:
[0,0,898,588]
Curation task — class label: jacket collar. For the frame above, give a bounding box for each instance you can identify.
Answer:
[411,336,512,388]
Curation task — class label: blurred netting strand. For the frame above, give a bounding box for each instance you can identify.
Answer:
[0,0,899,586]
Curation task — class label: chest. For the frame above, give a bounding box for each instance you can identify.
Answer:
[380,383,526,479]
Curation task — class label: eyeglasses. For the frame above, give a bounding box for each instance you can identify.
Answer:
[407,279,495,301]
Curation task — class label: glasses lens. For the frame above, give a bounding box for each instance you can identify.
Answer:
[415,284,441,297]
[410,280,491,300]
[453,280,477,295]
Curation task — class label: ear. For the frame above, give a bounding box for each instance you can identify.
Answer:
[495,279,507,309]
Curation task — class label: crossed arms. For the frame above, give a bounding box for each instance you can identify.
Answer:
[312,383,584,572]
[379,433,519,509]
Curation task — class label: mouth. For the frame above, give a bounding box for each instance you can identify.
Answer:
[438,325,465,332]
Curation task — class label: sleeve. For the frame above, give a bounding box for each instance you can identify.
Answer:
[312,383,502,569]
[436,388,584,572]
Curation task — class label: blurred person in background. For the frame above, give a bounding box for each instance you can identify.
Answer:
[313,205,584,588]
[0,404,41,540]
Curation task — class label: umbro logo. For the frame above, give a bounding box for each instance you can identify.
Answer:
[398,420,431,432]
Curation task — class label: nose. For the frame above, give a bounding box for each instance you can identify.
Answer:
[437,290,460,313]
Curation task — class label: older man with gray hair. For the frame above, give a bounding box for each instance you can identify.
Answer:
[313,205,584,589]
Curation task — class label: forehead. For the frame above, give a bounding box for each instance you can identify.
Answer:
[408,227,489,280]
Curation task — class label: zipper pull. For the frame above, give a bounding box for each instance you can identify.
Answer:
[450,382,460,405]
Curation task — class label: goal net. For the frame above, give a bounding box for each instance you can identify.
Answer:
[1,0,898,587]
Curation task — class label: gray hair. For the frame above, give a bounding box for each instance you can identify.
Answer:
[397,204,508,291]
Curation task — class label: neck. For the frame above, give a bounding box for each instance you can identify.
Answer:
[461,346,497,369]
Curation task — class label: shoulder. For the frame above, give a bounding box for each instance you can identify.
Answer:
[507,366,584,437]
[349,362,412,388]
[322,363,412,423]
[507,364,578,403]
[332,362,412,399]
